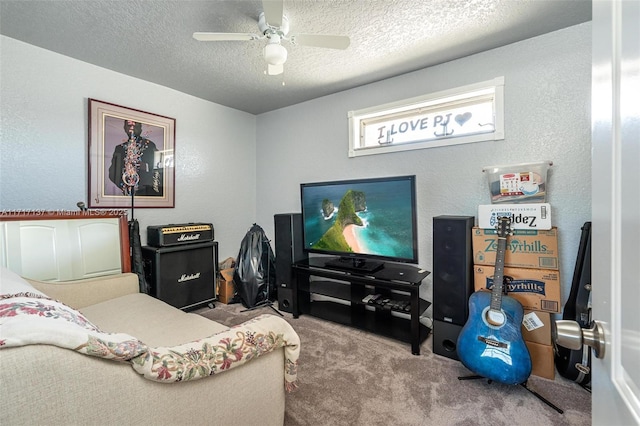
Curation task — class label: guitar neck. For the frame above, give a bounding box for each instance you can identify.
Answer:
[490,236,507,311]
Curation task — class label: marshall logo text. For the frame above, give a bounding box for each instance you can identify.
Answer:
[178,272,201,283]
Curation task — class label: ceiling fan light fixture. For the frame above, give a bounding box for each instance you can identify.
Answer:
[264,43,288,65]
[194,2,350,78]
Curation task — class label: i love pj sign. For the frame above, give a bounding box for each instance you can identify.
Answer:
[361,102,495,147]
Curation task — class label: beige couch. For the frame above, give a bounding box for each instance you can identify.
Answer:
[0,271,298,426]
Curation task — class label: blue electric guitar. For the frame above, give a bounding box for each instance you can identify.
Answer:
[456,216,532,385]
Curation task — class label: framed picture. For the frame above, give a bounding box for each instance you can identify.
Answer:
[88,99,175,208]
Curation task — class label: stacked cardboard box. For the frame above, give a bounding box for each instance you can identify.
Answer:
[473,265,561,313]
[521,310,556,380]
[471,224,560,380]
[472,227,561,312]
[217,268,236,304]
[217,257,237,304]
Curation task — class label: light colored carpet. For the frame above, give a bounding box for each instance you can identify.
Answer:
[197,302,591,426]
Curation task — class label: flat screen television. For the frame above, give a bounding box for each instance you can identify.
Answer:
[300,175,418,272]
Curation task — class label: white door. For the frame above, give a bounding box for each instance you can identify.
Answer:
[591,0,640,424]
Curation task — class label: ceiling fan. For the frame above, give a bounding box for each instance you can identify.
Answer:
[193,0,351,76]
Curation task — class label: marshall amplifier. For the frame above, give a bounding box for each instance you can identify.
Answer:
[142,241,218,310]
[147,223,214,247]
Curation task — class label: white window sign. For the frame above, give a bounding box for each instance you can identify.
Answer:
[348,77,505,157]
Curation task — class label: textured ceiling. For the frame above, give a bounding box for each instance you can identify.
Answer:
[0,0,592,115]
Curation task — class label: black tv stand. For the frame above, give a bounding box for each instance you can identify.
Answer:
[324,256,384,273]
[292,257,431,355]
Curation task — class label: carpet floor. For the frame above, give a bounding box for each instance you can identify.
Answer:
[197,302,591,426]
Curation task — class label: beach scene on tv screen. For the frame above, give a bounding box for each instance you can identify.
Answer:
[302,179,414,259]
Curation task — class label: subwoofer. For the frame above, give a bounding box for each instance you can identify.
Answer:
[274,213,308,315]
[432,215,474,359]
[142,241,218,310]
[432,320,464,361]
[277,287,294,313]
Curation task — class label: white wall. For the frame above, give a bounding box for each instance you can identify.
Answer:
[255,23,592,307]
[1,22,592,310]
[0,36,257,260]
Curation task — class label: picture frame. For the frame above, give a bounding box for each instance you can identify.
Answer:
[88,99,175,208]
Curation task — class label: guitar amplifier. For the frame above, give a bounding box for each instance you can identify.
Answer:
[147,223,214,247]
[142,242,218,310]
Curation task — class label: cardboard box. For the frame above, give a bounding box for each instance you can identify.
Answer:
[526,341,555,380]
[217,268,236,304]
[522,310,552,346]
[472,227,559,270]
[474,265,561,313]
[478,203,552,230]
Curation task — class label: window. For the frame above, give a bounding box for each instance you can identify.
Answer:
[348,77,504,157]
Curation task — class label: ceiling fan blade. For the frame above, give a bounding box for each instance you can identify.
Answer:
[262,0,284,27]
[290,34,351,50]
[268,63,284,76]
[193,32,257,42]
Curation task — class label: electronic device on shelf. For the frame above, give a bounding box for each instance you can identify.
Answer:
[300,175,418,273]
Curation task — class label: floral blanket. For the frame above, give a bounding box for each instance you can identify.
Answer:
[131,314,299,391]
[0,286,299,391]
[0,292,147,360]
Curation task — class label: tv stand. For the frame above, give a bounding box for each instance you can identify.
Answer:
[324,256,384,273]
[292,257,431,355]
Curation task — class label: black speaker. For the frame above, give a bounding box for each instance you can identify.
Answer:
[274,213,308,314]
[142,241,218,310]
[277,287,294,313]
[432,320,464,360]
[432,215,474,326]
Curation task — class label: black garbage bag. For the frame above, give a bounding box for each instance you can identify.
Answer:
[233,223,276,308]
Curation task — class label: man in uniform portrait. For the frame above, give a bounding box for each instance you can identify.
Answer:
[108,119,163,197]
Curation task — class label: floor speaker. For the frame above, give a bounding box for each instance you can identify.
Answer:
[142,241,218,310]
[277,287,294,313]
[432,215,474,326]
[432,320,464,360]
[274,213,308,314]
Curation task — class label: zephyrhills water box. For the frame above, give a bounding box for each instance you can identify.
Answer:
[474,265,561,313]
[472,227,559,270]
[478,203,552,230]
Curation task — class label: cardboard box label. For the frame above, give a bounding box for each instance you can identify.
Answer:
[474,265,561,313]
[472,227,559,270]
[478,203,552,230]
[522,310,552,346]
[522,311,545,332]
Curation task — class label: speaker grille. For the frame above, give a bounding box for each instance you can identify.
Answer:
[274,213,307,288]
[432,216,474,325]
[142,242,217,310]
[274,213,308,315]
